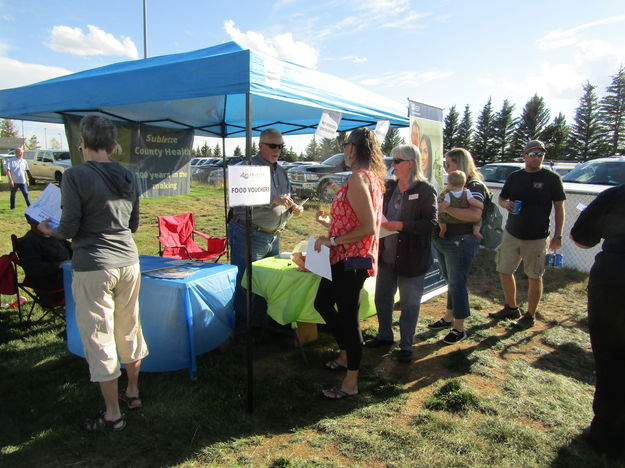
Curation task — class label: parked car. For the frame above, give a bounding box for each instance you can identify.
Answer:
[562,156,625,188]
[288,153,349,200]
[202,156,246,183]
[315,157,394,202]
[479,161,578,184]
[22,149,71,184]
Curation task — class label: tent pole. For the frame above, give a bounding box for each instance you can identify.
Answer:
[142,0,148,59]
[221,132,229,261]
[244,92,254,413]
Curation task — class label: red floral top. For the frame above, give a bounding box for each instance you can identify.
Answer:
[329,169,384,276]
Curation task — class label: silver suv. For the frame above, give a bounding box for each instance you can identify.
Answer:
[562,156,625,187]
[22,149,71,184]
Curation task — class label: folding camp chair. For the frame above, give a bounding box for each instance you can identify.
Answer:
[157,212,227,262]
[10,234,66,324]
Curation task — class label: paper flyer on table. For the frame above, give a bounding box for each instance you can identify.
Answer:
[24,183,62,228]
[379,214,398,238]
[305,236,332,280]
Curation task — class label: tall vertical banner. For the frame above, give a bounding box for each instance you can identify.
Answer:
[408,99,448,301]
[408,100,444,194]
[64,116,194,198]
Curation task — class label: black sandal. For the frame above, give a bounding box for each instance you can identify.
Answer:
[84,410,126,432]
[120,390,143,410]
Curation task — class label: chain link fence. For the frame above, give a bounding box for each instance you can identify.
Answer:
[486,183,603,274]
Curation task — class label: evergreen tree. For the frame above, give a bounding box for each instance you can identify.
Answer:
[200,142,211,157]
[251,141,258,155]
[600,66,625,155]
[443,105,460,151]
[282,146,298,162]
[456,105,473,150]
[49,137,61,149]
[319,137,340,159]
[213,144,222,158]
[27,135,40,149]
[304,136,321,161]
[492,99,517,161]
[471,98,498,165]
[0,118,18,137]
[542,113,569,160]
[567,82,605,161]
[381,127,404,155]
[511,94,550,155]
[233,145,243,156]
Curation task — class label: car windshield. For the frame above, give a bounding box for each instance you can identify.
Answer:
[323,154,345,167]
[54,152,71,161]
[562,160,625,186]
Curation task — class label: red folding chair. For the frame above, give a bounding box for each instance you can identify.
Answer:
[9,234,65,324]
[157,212,227,262]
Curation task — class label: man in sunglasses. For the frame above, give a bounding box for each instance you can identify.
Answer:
[228,128,303,331]
[490,139,565,328]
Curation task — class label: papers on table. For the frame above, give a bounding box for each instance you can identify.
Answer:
[305,236,332,281]
[142,259,206,278]
[25,183,62,228]
[576,202,587,211]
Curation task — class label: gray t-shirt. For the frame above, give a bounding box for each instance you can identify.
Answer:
[231,154,292,231]
[52,161,140,272]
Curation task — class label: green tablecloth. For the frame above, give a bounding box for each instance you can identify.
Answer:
[247,256,377,325]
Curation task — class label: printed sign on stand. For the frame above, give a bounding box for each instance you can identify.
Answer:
[374,120,390,141]
[315,110,342,139]
[227,165,271,207]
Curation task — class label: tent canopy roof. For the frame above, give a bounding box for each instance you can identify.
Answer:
[0,42,408,137]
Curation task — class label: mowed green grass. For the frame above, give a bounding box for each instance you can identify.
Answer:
[0,181,619,467]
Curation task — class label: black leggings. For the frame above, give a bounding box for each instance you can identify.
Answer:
[314,261,368,371]
[588,282,625,453]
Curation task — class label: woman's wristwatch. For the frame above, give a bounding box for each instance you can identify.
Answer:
[553,235,562,240]
[330,237,338,246]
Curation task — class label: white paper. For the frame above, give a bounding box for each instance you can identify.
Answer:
[315,110,342,139]
[24,183,62,228]
[576,202,587,211]
[379,214,398,238]
[227,165,271,207]
[304,236,332,280]
[374,120,390,141]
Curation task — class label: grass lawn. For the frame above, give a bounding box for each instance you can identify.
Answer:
[0,182,620,467]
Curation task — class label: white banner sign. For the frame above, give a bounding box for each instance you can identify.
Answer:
[227,165,271,207]
[315,110,342,139]
[374,120,390,141]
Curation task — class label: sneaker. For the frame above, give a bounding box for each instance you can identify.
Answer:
[398,350,412,363]
[364,338,394,348]
[488,305,522,320]
[428,318,453,329]
[443,329,467,344]
[514,312,535,329]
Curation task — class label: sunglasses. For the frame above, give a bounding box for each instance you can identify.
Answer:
[525,151,546,158]
[261,142,284,150]
[392,158,408,164]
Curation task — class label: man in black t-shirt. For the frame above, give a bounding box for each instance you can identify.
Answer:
[489,140,566,328]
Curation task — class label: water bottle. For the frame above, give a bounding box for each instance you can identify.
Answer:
[554,253,563,267]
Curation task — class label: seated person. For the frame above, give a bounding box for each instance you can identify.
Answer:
[438,170,483,239]
[18,214,72,304]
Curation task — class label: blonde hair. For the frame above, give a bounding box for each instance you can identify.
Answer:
[445,147,482,181]
[390,144,425,183]
[447,170,466,188]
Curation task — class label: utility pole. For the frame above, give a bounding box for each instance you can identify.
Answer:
[143,0,148,59]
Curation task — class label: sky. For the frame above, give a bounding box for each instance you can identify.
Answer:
[1,0,624,153]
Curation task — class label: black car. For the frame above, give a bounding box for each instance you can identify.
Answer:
[287,153,349,200]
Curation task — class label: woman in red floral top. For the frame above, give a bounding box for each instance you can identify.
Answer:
[313,127,385,399]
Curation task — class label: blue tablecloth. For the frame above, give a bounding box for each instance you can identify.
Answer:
[63,255,237,377]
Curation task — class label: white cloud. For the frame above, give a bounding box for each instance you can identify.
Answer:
[537,14,625,50]
[224,20,319,68]
[322,55,368,64]
[358,69,454,88]
[47,25,139,59]
[379,11,430,29]
[575,39,625,66]
[358,0,410,19]
[0,56,70,89]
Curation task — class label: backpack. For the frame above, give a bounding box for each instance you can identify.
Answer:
[479,186,503,250]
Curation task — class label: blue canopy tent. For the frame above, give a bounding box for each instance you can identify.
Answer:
[0,41,408,135]
[0,41,410,411]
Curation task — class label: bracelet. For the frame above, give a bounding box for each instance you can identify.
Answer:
[330,236,337,246]
[553,235,562,240]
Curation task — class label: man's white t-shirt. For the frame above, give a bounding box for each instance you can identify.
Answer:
[7,158,29,184]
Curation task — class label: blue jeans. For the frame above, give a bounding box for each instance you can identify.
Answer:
[374,262,425,351]
[10,183,31,209]
[432,234,480,320]
[227,221,280,332]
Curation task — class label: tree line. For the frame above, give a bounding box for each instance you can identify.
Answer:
[444,67,625,165]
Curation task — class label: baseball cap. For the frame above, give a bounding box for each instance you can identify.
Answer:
[523,140,546,152]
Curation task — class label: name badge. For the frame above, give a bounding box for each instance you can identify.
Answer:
[408,193,419,200]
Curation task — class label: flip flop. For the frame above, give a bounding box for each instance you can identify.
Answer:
[120,390,143,410]
[324,359,347,371]
[84,410,126,432]
[321,385,358,400]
